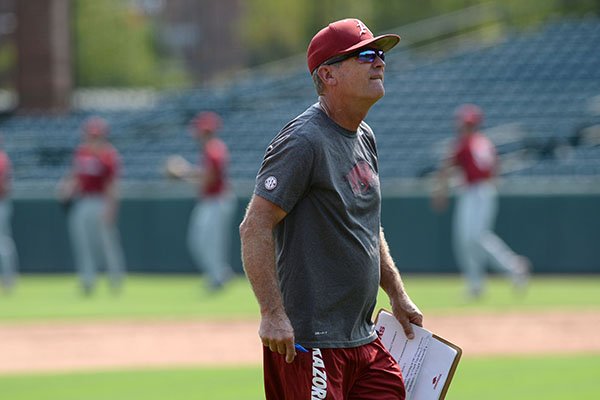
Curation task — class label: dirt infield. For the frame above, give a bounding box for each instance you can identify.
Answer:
[1,310,599,374]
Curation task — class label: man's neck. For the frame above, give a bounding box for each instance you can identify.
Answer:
[319,96,372,132]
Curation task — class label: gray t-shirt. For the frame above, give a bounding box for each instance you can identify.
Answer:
[254,103,381,348]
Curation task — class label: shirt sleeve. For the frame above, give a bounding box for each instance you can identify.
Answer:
[254,132,314,213]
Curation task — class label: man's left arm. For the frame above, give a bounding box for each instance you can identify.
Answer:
[379,227,424,339]
[103,179,119,224]
[103,151,120,224]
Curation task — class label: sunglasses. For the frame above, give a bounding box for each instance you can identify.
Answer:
[322,49,385,66]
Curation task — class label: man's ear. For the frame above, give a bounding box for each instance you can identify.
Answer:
[317,65,337,86]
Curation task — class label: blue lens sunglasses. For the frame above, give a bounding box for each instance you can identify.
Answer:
[322,49,385,66]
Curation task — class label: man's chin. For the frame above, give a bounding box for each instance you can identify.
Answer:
[371,88,385,101]
[370,81,385,97]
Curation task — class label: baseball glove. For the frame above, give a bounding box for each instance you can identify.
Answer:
[164,155,192,180]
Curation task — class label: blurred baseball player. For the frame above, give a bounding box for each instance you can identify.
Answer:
[167,111,235,292]
[0,135,18,294]
[58,117,126,296]
[240,18,422,399]
[432,104,530,299]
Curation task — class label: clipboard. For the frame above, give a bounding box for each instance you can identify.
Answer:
[375,309,462,400]
[429,334,462,400]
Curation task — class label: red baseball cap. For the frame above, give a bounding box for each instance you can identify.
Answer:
[456,104,483,127]
[191,111,222,136]
[307,18,400,73]
[82,116,109,137]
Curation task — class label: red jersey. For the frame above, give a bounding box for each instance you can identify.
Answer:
[452,132,497,185]
[201,137,229,197]
[0,151,11,198]
[73,144,120,194]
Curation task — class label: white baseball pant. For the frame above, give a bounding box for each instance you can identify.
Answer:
[187,192,236,289]
[453,181,519,296]
[69,196,125,293]
[0,199,17,292]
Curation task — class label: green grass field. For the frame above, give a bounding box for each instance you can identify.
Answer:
[1,355,598,400]
[1,274,599,322]
[1,274,599,399]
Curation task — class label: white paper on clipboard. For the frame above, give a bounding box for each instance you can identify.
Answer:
[375,309,462,400]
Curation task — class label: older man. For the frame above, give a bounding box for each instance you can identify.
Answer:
[240,18,423,399]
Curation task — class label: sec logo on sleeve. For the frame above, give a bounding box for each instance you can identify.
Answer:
[264,176,278,191]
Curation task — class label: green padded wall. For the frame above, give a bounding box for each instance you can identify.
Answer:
[12,193,600,274]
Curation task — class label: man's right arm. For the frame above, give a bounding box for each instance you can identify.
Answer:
[57,172,77,201]
[239,194,297,363]
[431,153,455,212]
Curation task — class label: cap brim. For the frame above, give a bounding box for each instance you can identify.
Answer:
[339,34,401,56]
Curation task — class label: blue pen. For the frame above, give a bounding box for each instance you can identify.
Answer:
[295,343,309,353]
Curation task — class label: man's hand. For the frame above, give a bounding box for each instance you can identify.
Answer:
[259,310,297,363]
[431,188,449,212]
[390,294,424,340]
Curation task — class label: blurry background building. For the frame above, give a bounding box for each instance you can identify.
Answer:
[15,0,72,112]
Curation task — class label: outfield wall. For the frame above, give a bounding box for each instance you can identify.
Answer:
[13,190,600,274]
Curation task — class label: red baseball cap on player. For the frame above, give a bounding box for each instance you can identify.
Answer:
[307,18,401,73]
[456,104,484,127]
[83,116,109,137]
[191,111,222,136]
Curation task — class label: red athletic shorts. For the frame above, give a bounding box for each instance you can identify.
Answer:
[263,337,405,399]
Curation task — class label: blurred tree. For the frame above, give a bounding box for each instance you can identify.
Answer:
[302,0,372,41]
[73,0,162,87]
[0,1,16,97]
[240,0,307,66]
[70,0,600,86]
[558,0,600,15]
[373,0,438,29]
[241,0,600,68]
[240,0,372,66]
[0,42,14,89]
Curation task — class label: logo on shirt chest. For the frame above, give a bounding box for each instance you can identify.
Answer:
[346,160,378,196]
